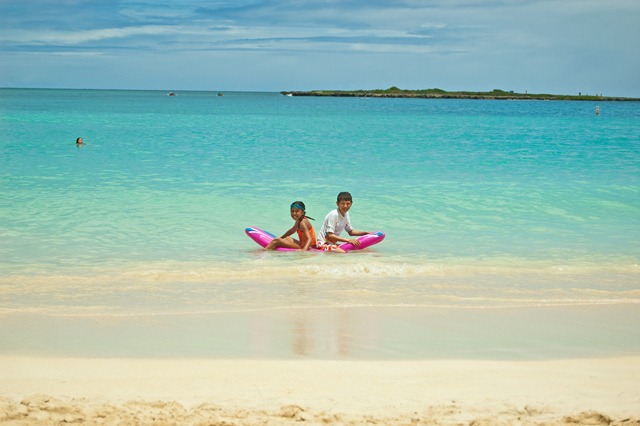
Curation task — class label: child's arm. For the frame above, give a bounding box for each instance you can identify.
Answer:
[326,232,361,246]
[328,226,370,246]
[279,225,296,239]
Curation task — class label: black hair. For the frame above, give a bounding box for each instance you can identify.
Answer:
[290,201,314,220]
[337,192,352,202]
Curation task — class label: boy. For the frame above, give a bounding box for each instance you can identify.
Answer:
[316,192,369,252]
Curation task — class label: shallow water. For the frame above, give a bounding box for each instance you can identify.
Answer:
[1,89,639,358]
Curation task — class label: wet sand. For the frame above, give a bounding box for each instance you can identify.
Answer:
[2,304,639,359]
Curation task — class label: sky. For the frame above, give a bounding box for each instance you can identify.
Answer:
[1,0,639,96]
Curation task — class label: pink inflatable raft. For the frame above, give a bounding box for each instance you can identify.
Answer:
[245,226,385,252]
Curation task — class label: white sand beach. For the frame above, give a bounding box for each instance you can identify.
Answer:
[1,356,639,425]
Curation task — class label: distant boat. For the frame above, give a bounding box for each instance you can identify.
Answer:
[218,92,224,97]
[167,92,176,96]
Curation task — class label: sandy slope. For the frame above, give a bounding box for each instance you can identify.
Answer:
[1,357,639,425]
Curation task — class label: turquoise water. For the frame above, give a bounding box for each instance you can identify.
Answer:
[1,89,639,358]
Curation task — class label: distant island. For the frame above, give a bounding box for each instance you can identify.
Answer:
[281,87,640,101]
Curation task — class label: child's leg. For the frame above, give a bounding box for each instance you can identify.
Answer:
[317,242,345,253]
[265,236,302,250]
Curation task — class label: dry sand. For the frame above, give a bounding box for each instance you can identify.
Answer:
[1,356,639,425]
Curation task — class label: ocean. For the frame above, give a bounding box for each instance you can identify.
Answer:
[1,88,639,359]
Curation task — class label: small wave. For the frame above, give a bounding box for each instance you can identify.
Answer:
[2,257,639,319]
[1,256,639,285]
[1,297,639,319]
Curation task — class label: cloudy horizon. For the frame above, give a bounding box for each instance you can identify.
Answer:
[1,0,638,96]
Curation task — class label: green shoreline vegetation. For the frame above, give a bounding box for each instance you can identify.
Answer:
[281,86,640,101]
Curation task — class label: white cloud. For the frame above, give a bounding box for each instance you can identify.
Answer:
[0,0,637,95]
[1,26,181,45]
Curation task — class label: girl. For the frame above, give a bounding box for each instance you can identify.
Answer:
[265,201,316,251]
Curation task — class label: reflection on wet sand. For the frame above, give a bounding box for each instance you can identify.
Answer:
[291,308,378,358]
[292,314,313,357]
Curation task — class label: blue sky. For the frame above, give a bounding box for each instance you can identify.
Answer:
[1,0,639,96]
